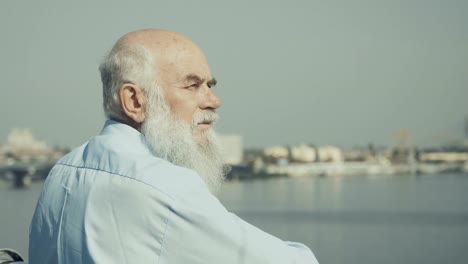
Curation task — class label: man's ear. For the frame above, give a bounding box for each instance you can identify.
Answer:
[119,83,146,124]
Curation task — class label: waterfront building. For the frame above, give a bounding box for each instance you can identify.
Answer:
[291,144,317,163]
[219,134,243,165]
[0,128,64,163]
[264,145,289,164]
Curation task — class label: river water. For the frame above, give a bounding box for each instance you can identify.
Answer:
[1,173,467,264]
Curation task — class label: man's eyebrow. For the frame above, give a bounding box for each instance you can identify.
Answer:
[184,74,205,84]
[184,74,217,87]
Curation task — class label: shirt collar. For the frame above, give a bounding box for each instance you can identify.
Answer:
[100,119,141,136]
[99,119,152,153]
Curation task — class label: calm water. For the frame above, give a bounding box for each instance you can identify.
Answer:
[1,173,468,264]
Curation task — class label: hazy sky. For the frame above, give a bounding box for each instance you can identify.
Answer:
[1,0,467,148]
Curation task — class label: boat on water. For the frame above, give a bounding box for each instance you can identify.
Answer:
[262,161,465,177]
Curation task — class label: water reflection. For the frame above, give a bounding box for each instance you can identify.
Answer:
[1,173,468,263]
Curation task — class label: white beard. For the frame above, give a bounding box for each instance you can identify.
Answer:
[141,89,226,194]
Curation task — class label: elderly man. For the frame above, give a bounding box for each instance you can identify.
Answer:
[29,29,319,264]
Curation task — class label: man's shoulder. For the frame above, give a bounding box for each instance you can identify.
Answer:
[54,134,206,199]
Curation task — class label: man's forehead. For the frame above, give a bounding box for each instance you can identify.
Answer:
[155,55,212,84]
[148,37,207,64]
[134,34,211,85]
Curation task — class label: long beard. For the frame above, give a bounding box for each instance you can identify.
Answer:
[141,93,226,194]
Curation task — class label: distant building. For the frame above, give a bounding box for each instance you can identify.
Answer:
[291,144,317,163]
[265,144,343,164]
[317,146,344,163]
[0,128,64,164]
[5,128,47,151]
[264,145,289,164]
[219,134,243,165]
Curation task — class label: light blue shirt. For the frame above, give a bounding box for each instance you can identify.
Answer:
[29,120,318,264]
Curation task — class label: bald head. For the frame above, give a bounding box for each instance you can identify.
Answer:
[116,29,196,53]
[100,29,215,125]
[113,29,208,82]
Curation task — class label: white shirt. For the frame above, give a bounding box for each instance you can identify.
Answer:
[29,120,319,264]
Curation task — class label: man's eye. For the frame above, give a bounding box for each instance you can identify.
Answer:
[186,83,199,89]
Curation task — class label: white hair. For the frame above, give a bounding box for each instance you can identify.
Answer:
[99,44,154,123]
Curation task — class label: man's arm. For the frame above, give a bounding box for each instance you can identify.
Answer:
[84,172,318,263]
[160,183,319,264]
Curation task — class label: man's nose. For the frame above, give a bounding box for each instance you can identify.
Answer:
[200,87,221,109]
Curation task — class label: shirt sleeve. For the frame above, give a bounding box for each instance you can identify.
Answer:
[160,182,319,264]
